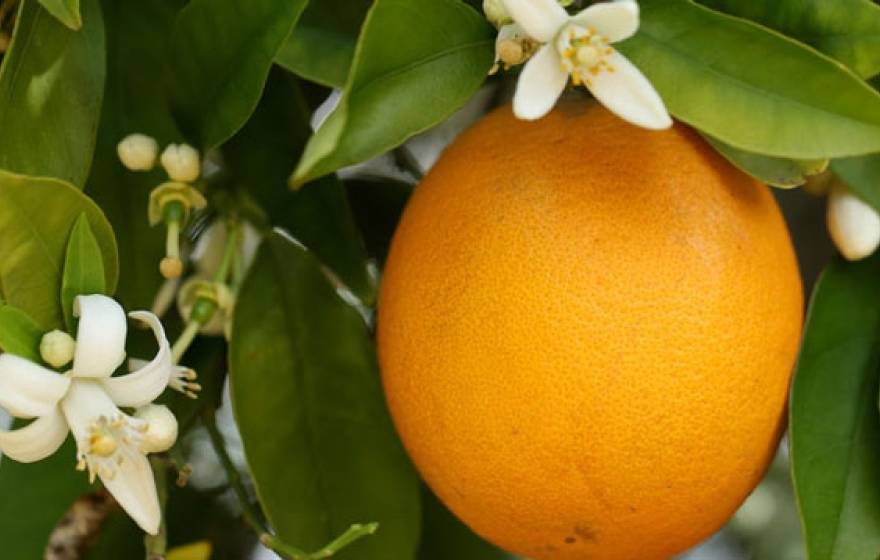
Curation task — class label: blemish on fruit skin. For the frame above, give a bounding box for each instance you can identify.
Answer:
[564,536,577,544]
[575,524,597,541]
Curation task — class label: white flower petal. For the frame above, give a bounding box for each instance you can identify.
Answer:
[571,0,639,43]
[585,50,672,130]
[72,295,128,378]
[61,381,160,535]
[827,183,880,261]
[0,354,71,418]
[513,43,569,121]
[0,409,69,462]
[501,0,568,42]
[101,311,172,408]
[101,451,161,535]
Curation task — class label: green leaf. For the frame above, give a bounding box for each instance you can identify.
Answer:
[617,0,880,159]
[702,134,828,188]
[230,232,421,559]
[0,0,104,187]
[85,0,185,310]
[167,0,308,149]
[698,0,880,79]
[275,0,372,88]
[790,255,880,560]
[419,486,510,560]
[0,435,91,559]
[0,169,118,330]
[223,70,375,303]
[831,154,880,212]
[61,214,107,330]
[0,302,44,361]
[291,0,494,187]
[37,0,81,30]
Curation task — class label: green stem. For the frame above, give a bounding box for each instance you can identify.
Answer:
[144,456,169,560]
[201,408,376,559]
[213,221,241,284]
[171,320,200,365]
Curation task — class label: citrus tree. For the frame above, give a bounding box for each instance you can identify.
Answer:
[0,0,879,559]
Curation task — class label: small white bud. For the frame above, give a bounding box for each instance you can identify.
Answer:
[39,330,76,368]
[160,143,201,183]
[827,182,880,261]
[135,404,179,453]
[117,133,159,171]
[483,0,510,28]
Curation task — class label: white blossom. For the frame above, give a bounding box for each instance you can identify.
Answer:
[160,143,201,183]
[501,0,670,128]
[827,182,880,261]
[0,295,182,535]
[117,134,159,172]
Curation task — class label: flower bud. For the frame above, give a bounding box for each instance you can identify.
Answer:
[39,330,76,368]
[135,404,179,453]
[160,144,201,183]
[827,182,880,261]
[483,0,511,28]
[117,133,158,172]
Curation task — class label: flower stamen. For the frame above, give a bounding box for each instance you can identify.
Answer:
[78,414,146,483]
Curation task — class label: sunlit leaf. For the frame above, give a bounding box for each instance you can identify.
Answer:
[291,0,494,186]
[0,169,118,330]
[699,0,880,79]
[37,0,81,30]
[0,302,44,361]
[703,134,828,189]
[619,0,880,159]
[61,214,107,330]
[0,0,104,187]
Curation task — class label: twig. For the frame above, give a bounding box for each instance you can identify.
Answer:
[144,456,170,560]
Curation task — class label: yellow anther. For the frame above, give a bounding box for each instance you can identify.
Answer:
[563,47,576,59]
[607,65,616,73]
[89,434,117,458]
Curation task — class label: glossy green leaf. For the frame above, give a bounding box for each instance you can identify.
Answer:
[702,134,828,189]
[223,71,374,303]
[167,0,308,149]
[37,0,81,30]
[85,0,185,310]
[419,486,510,560]
[831,154,880,213]
[618,0,880,159]
[699,0,880,79]
[61,214,107,330]
[0,301,44,361]
[790,256,880,560]
[275,0,372,88]
[0,436,90,559]
[291,0,494,187]
[0,0,104,187]
[0,169,118,330]
[230,232,421,559]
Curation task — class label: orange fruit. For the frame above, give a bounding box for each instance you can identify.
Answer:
[377,101,803,559]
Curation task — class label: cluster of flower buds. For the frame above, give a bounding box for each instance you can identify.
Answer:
[117,134,206,279]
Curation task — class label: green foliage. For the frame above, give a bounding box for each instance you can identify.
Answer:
[702,134,828,188]
[61,214,107,330]
[0,0,104,187]
[291,0,495,186]
[85,0,184,311]
[619,0,880,159]
[0,435,90,559]
[222,71,375,303]
[831,154,880,212]
[0,300,44,362]
[230,232,421,559]
[790,256,880,559]
[167,0,308,149]
[0,169,118,330]
[699,0,880,79]
[37,0,81,30]
[275,0,372,88]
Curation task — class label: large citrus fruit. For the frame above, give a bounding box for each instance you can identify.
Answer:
[377,101,802,560]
